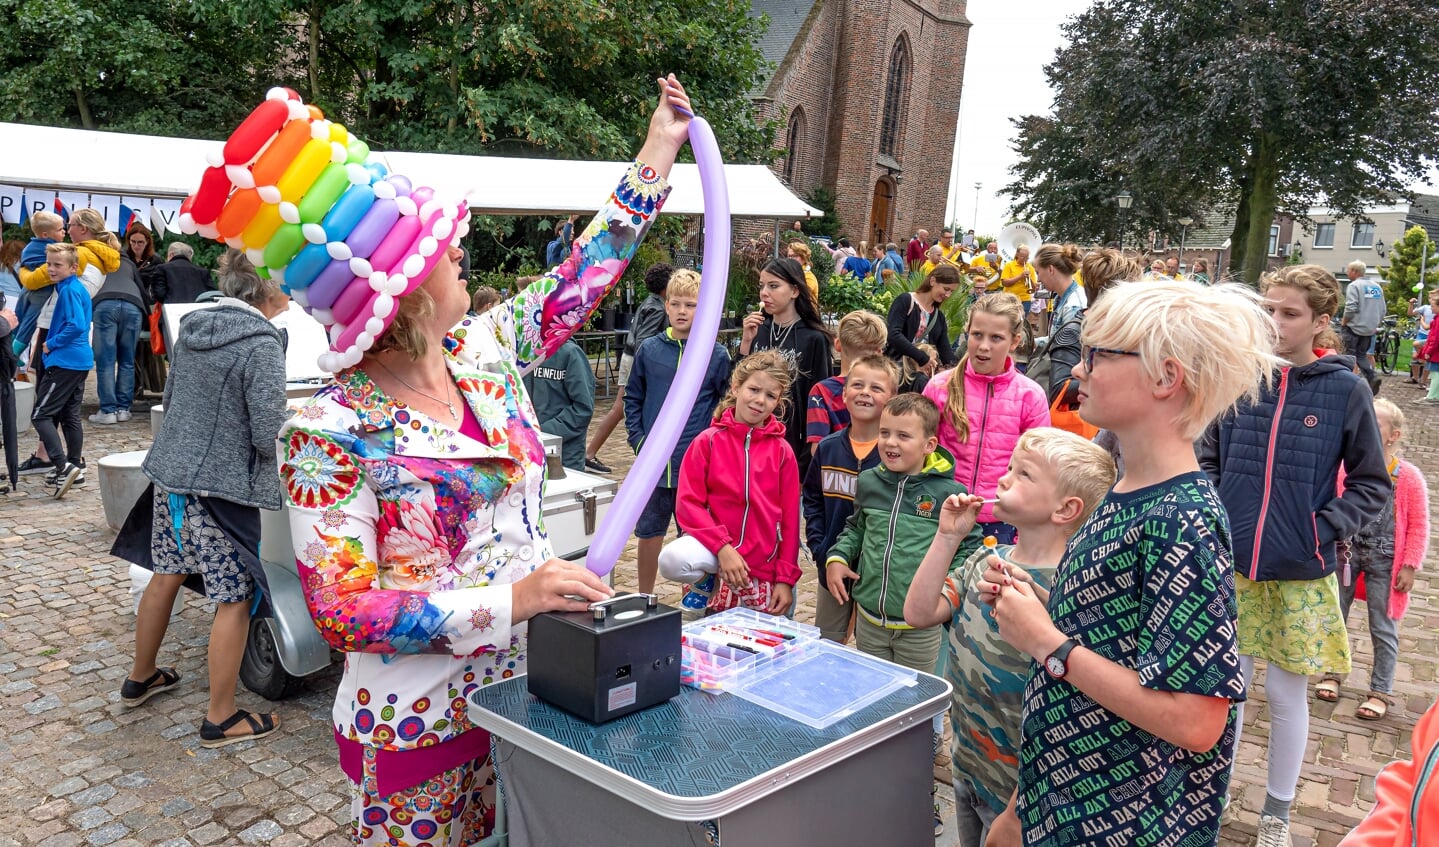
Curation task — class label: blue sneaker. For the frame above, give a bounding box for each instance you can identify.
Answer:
[681,573,716,610]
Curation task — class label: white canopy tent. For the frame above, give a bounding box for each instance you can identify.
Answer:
[0,121,819,225]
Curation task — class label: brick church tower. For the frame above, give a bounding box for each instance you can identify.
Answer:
[751,0,969,247]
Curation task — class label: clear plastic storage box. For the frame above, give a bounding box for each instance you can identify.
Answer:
[679,608,819,694]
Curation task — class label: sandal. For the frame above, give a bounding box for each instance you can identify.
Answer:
[1356,693,1390,721]
[1315,677,1341,702]
[200,709,280,748]
[120,667,181,707]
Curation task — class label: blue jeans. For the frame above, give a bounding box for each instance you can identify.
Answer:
[92,300,143,413]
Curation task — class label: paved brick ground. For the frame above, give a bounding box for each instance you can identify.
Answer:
[1,374,1434,846]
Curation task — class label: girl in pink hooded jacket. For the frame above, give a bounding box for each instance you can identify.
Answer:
[662,350,802,614]
[923,293,1050,542]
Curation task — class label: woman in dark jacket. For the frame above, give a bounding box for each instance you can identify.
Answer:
[117,250,290,748]
[884,264,961,370]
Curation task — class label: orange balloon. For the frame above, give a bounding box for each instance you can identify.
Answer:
[216,188,264,240]
[252,120,313,186]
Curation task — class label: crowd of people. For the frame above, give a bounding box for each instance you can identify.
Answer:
[0,212,219,497]
[6,71,1433,846]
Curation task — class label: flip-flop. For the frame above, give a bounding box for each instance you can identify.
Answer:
[120,667,181,707]
[199,709,280,748]
[1315,677,1341,702]
[1356,694,1389,721]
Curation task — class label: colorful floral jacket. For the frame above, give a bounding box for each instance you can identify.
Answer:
[280,161,670,751]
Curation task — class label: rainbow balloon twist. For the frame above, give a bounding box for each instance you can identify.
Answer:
[179,87,470,372]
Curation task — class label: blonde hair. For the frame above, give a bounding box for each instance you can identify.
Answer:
[1373,397,1404,438]
[1013,428,1117,527]
[1033,243,1083,276]
[1080,248,1142,304]
[1082,280,1281,440]
[942,293,1026,441]
[902,343,937,387]
[666,268,701,301]
[45,242,78,268]
[787,241,812,264]
[848,353,900,392]
[30,211,62,236]
[1260,264,1341,349]
[69,208,120,250]
[715,348,793,421]
[371,283,436,360]
[837,310,887,357]
[884,393,941,439]
[470,285,501,313]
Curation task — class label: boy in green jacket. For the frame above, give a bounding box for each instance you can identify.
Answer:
[825,392,983,670]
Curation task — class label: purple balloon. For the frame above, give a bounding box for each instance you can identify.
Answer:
[585,117,730,577]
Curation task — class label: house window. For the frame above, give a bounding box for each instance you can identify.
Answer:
[1351,222,1375,249]
[783,109,804,185]
[879,37,911,158]
[1314,222,1335,248]
[1268,224,1280,257]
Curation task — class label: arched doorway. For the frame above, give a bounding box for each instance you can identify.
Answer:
[870,178,895,246]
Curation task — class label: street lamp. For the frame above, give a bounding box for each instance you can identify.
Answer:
[1177,216,1194,269]
[1115,192,1133,251]
[973,182,982,232]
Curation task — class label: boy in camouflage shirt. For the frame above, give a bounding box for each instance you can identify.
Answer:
[903,428,1115,845]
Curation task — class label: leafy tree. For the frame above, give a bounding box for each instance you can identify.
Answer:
[1003,0,1439,282]
[800,186,843,239]
[1379,225,1439,312]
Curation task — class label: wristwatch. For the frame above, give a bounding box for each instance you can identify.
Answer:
[1044,637,1080,679]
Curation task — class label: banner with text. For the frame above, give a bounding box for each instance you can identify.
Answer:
[0,186,183,234]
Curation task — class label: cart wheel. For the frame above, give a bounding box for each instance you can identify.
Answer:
[241,616,304,700]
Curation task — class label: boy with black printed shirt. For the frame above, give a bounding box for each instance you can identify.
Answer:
[979,280,1281,846]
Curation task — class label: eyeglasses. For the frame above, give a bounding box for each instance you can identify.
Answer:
[1081,345,1141,370]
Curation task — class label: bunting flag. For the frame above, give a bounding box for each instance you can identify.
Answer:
[52,196,69,223]
[17,189,28,227]
[118,202,137,233]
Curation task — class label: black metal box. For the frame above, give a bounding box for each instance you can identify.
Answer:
[527,593,682,723]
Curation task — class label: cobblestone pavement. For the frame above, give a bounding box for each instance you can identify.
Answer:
[2,375,1435,846]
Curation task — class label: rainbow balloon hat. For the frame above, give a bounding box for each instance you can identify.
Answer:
[178,87,470,373]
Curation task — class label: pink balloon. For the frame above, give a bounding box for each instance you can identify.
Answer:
[585,116,728,576]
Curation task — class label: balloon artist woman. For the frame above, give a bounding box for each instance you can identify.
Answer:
[272,78,691,844]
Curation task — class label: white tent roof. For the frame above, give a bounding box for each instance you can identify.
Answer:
[0,121,818,219]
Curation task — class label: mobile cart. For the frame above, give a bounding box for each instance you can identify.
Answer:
[468,671,950,847]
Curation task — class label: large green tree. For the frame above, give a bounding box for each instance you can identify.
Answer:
[1003,0,1439,282]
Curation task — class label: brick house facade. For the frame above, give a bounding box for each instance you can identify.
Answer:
[751,0,970,248]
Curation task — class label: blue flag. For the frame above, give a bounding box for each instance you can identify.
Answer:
[17,190,28,228]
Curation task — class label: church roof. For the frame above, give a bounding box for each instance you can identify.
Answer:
[749,0,819,93]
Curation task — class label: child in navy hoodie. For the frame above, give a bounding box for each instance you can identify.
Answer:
[662,349,800,614]
[32,243,93,499]
[12,211,63,359]
[624,269,731,593]
[802,354,898,641]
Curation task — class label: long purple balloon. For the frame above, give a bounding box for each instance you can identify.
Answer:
[584,116,730,576]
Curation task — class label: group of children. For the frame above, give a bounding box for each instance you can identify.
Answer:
[584,252,1427,846]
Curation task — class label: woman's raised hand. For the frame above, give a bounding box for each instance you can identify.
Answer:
[637,74,693,179]
[512,559,615,623]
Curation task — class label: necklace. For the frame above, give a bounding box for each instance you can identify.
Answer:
[768,317,800,350]
[371,359,458,420]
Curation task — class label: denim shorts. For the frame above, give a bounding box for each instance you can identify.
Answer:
[635,486,678,539]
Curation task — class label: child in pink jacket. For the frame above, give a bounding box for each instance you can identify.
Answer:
[1317,397,1429,720]
[922,293,1049,542]
[660,350,801,614]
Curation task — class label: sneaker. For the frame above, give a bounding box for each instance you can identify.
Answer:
[584,456,613,474]
[1254,814,1291,847]
[680,573,717,610]
[17,455,50,476]
[88,411,118,424]
[50,463,82,499]
[116,409,133,422]
[1418,397,1439,405]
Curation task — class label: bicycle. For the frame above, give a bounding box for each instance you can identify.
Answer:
[1373,314,1402,375]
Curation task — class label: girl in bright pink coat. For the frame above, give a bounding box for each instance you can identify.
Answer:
[662,350,802,614]
[922,293,1050,542]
